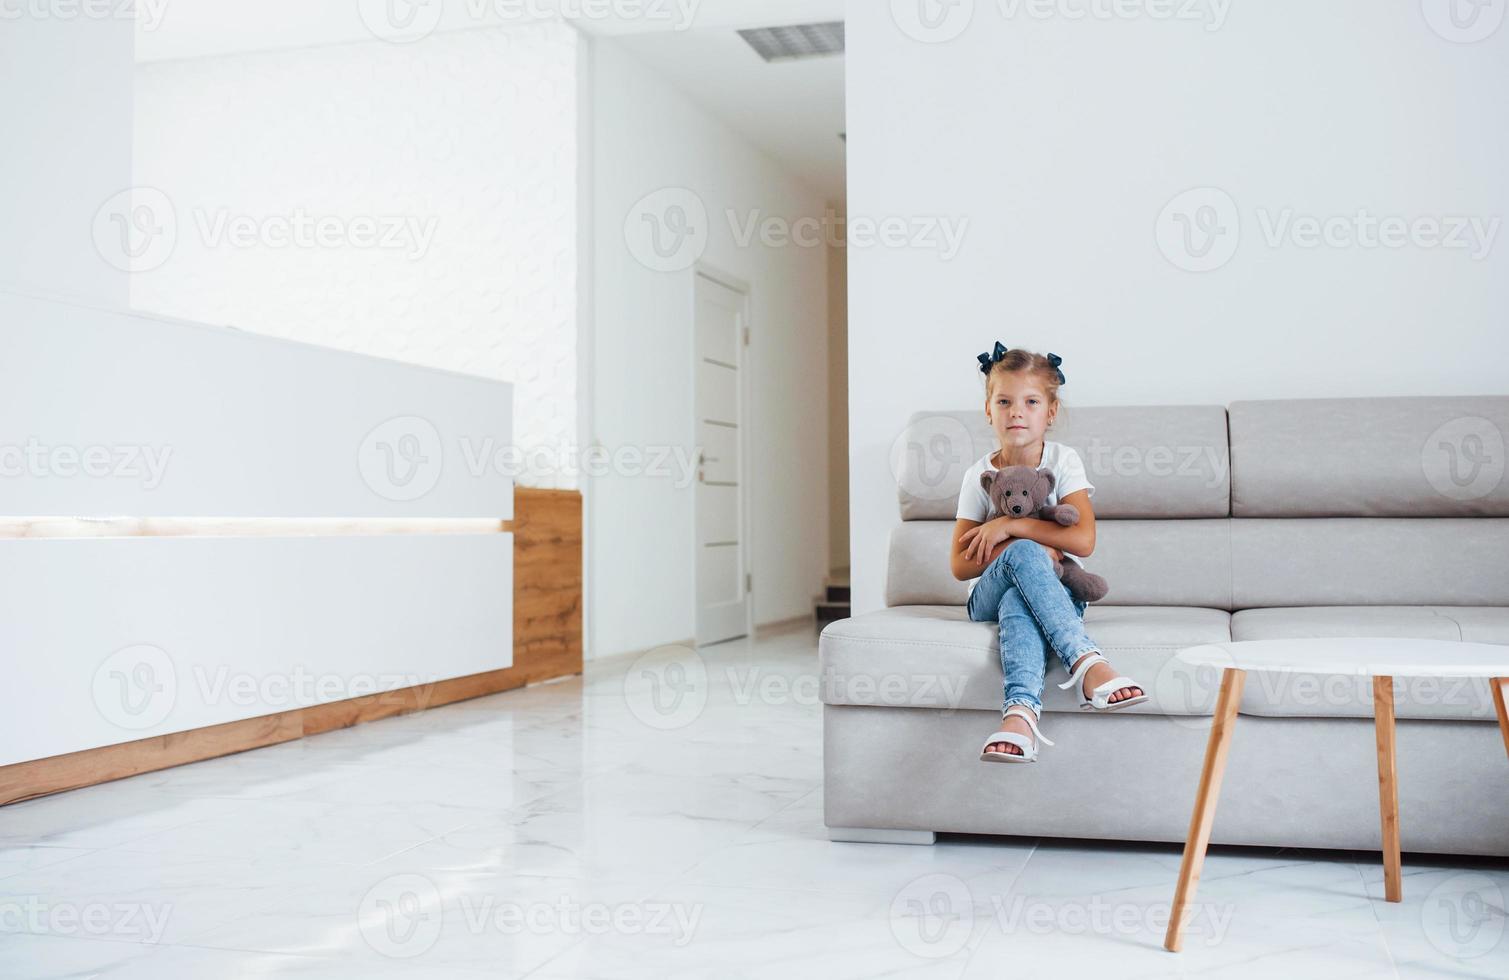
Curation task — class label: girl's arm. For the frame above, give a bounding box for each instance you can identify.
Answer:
[990,488,1097,558]
[951,517,1065,581]
[951,519,1000,581]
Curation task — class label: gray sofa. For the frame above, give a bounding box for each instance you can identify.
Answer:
[819,396,1509,856]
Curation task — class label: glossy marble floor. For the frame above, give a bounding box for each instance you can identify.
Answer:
[3,622,1506,978]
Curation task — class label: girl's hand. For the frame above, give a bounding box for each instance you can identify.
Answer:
[959,517,1013,565]
[960,519,1065,566]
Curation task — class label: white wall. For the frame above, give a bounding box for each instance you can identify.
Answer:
[131,23,579,488]
[846,0,1509,615]
[0,17,133,307]
[588,40,830,659]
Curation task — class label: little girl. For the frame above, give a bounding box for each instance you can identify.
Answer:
[952,343,1148,763]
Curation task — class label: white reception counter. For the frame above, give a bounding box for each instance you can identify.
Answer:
[0,289,515,768]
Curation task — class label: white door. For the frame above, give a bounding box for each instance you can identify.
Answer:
[693,271,750,646]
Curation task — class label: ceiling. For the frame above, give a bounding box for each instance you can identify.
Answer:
[134,0,845,201]
[606,24,845,202]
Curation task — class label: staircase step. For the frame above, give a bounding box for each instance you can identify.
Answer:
[815,600,850,623]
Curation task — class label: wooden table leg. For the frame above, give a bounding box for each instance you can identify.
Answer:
[1491,677,1509,764]
[1164,667,1245,953]
[1372,675,1402,903]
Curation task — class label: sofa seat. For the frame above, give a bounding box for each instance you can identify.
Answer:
[818,604,1231,715]
[820,604,1509,722]
[1229,606,1509,721]
[1232,605,1509,644]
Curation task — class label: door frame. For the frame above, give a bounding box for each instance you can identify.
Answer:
[691,262,753,646]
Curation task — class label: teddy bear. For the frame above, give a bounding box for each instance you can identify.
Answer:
[979,465,1110,603]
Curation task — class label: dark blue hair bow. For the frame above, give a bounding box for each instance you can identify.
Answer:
[976,341,1008,375]
[978,343,1068,385]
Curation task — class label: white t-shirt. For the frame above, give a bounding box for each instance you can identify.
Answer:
[955,440,1096,599]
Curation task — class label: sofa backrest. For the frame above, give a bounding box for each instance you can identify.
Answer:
[897,404,1231,521]
[887,396,1509,610]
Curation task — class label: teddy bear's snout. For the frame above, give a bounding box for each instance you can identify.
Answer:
[1010,503,1024,514]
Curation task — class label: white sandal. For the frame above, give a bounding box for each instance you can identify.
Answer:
[979,705,1055,764]
[1057,652,1149,711]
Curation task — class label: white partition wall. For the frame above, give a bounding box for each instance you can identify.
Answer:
[0,290,515,765]
[0,290,515,519]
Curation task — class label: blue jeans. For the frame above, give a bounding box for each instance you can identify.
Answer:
[965,538,1100,716]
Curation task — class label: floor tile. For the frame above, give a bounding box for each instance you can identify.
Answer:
[5,621,1505,977]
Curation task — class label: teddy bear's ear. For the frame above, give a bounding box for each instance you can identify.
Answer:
[1035,468,1056,500]
[979,471,995,492]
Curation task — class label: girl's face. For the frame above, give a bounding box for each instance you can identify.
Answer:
[986,372,1056,451]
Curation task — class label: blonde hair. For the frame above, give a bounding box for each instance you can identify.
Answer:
[981,349,1064,415]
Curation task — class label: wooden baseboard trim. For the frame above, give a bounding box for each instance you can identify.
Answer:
[0,656,578,807]
[0,712,304,807]
[0,487,582,807]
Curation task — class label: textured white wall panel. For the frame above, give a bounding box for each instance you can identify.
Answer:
[130,23,578,488]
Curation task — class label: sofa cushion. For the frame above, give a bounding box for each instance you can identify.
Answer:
[1226,606,1509,722]
[894,405,1230,521]
[818,604,1231,714]
[1229,395,1509,518]
[1230,518,1509,608]
[1441,607,1509,644]
[886,519,1235,609]
[1233,606,1477,642]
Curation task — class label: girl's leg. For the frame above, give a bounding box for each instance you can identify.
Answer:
[969,542,1136,755]
[969,558,1052,756]
[965,559,1009,623]
[990,539,1100,673]
[994,584,1050,718]
[989,539,1144,706]
[979,584,1052,757]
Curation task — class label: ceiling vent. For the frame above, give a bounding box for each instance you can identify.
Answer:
[736,21,844,62]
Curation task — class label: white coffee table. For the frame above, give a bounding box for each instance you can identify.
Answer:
[1162,637,1509,953]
